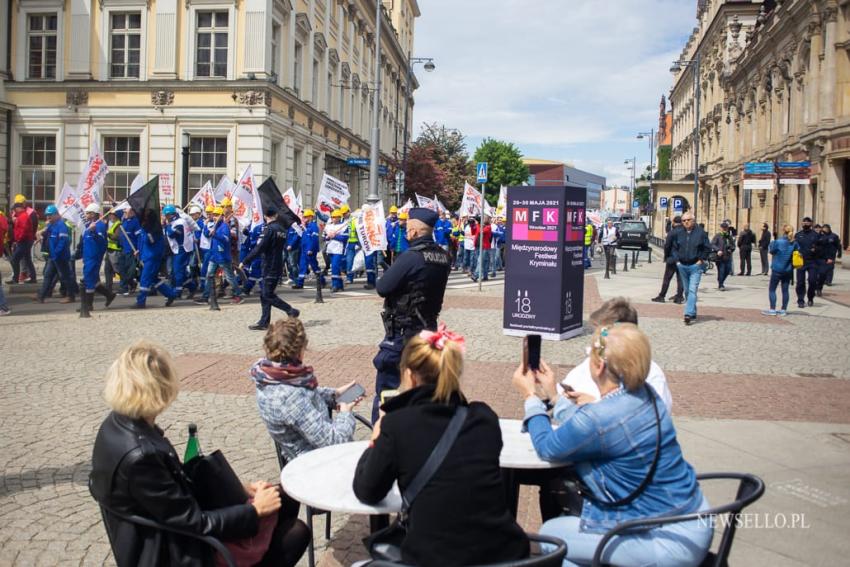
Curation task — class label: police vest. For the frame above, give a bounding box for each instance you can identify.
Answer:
[385,241,451,336]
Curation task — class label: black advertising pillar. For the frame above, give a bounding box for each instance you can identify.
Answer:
[502,185,586,340]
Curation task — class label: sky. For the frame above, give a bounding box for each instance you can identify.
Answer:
[411,0,697,188]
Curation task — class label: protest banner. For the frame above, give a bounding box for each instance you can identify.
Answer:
[57,182,85,228]
[189,181,217,209]
[232,167,256,227]
[76,141,109,208]
[355,202,388,255]
[316,173,350,215]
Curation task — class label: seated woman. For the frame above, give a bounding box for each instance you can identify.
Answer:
[90,341,309,567]
[513,324,711,567]
[354,325,529,566]
[252,317,361,464]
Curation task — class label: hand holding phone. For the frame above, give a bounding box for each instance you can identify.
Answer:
[523,334,541,373]
[337,383,366,404]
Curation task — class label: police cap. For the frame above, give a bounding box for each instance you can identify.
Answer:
[408,207,438,227]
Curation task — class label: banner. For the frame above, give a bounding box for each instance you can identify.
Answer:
[232,167,256,228]
[435,197,448,213]
[496,185,508,218]
[416,193,439,211]
[250,175,264,230]
[214,175,235,201]
[399,199,414,215]
[75,141,110,209]
[283,188,303,220]
[130,174,145,195]
[316,173,350,215]
[189,181,217,209]
[355,202,388,255]
[460,182,483,216]
[503,186,586,341]
[56,182,84,228]
[158,173,175,204]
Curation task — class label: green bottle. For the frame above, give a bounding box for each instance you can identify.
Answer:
[184,423,203,463]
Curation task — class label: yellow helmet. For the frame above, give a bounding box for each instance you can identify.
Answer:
[213,206,224,215]
[331,209,343,218]
[389,205,398,214]
[14,194,26,204]
[303,209,315,217]
[340,204,351,214]
[398,212,409,220]
[221,197,233,207]
[205,205,215,213]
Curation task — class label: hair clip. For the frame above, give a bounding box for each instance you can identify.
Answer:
[419,323,466,354]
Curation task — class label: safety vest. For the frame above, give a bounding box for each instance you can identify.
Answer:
[584,224,593,246]
[348,218,358,243]
[107,220,122,251]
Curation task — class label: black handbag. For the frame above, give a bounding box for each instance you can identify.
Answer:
[183,450,249,510]
[363,406,469,563]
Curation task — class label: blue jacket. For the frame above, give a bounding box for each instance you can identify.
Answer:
[205,221,233,264]
[332,223,349,247]
[286,226,301,249]
[433,219,451,246]
[385,217,398,245]
[240,224,264,256]
[524,386,704,533]
[80,219,108,263]
[165,218,187,254]
[300,220,321,254]
[492,224,506,247]
[769,236,799,274]
[392,223,409,254]
[120,217,141,252]
[138,228,166,263]
[47,219,71,262]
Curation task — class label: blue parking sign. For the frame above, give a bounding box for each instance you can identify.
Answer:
[633,199,640,209]
[659,197,668,209]
[477,162,488,183]
[672,198,683,212]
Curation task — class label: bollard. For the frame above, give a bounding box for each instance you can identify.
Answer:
[611,247,617,274]
[315,278,324,304]
[632,250,637,269]
[623,252,629,272]
[79,280,91,318]
[648,248,652,264]
[604,248,611,279]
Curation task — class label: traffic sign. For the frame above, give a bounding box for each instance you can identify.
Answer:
[476,162,488,183]
[672,198,684,211]
[633,199,640,209]
[659,197,668,209]
[346,157,370,166]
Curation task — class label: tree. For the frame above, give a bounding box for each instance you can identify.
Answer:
[656,146,671,180]
[472,138,529,205]
[411,123,471,208]
[403,145,446,204]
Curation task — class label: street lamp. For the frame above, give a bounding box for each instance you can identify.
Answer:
[624,158,636,215]
[637,129,655,227]
[181,132,190,206]
[671,53,701,216]
[366,0,384,204]
[399,56,436,205]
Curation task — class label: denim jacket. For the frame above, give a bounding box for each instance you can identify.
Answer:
[523,386,704,533]
[769,236,798,274]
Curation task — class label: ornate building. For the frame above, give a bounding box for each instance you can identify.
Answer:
[668,0,850,248]
[2,0,421,211]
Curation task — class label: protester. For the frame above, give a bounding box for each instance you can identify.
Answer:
[104,210,124,294]
[758,222,772,275]
[354,326,530,566]
[711,221,735,290]
[0,276,8,315]
[90,341,310,567]
[652,215,684,304]
[385,205,399,265]
[285,222,301,285]
[794,217,822,308]
[77,203,116,311]
[33,205,77,304]
[737,223,756,276]
[583,221,593,269]
[163,205,197,299]
[451,215,464,270]
[194,206,242,309]
[292,209,325,290]
[671,212,711,325]
[514,324,712,567]
[9,194,38,284]
[819,224,842,289]
[323,209,348,292]
[462,217,477,273]
[491,217,506,275]
[135,216,179,309]
[471,215,493,283]
[762,225,798,317]
[392,211,410,256]
[197,206,215,295]
[239,221,264,296]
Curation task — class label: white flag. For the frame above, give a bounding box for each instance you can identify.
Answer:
[283,188,303,220]
[75,141,109,209]
[399,199,414,215]
[130,174,145,195]
[496,185,507,218]
[316,173,350,216]
[355,202,388,255]
[250,176,264,231]
[460,182,483,216]
[415,193,439,211]
[232,167,256,228]
[190,181,217,209]
[434,198,448,213]
[214,175,235,201]
[56,182,84,228]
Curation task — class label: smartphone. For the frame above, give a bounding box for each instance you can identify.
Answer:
[337,383,366,404]
[523,334,541,372]
[380,389,400,404]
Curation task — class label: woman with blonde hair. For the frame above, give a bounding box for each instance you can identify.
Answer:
[354,324,529,566]
[90,341,309,567]
[763,224,799,316]
[513,324,711,567]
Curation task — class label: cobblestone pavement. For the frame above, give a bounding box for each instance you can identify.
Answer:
[1,259,849,565]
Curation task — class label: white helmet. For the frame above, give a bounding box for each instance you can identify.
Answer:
[187,204,203,215]
[84,203,101,214]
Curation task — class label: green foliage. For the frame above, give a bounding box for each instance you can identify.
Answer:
[656,145,671,180]
[472,138,529,205]
[409,123,470,209]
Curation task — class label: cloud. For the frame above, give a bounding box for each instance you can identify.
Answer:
[412,0,694,182]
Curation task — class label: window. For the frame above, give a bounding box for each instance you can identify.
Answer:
[196,11,228,78]
[102,136,140,202]
[188,137,227,194]
[741,187,751,209]
[293,41,303,95]
[293,147,303,191]
[327,68,334,115]
[110,13,141,78]
[21,135,56,208]
[271,22,281,82]
[27,14,57,79]
[271,142,280,180]
[312,59,320,104]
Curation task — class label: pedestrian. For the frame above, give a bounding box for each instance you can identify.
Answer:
[583,221,593,269]
[384,205,399,266]
[651,215,684,304]
[33,205,78,304]
[9,194,38,284]
[323,209,348,292]
[284,222,301,285]
[762,224,799,317]
[193,206,242,309]
[491,217,505,276]
[238,222,265,296]
[462,217,477,273]
[103,210,125,294]
[711,221,735,290]
[196,206,215,295]
[163,205,197,300]
[758,222,772,275]
[819,224,842,290]
[371,208,451,422]
[737,223,756,275]
[794,217,822,308]
[240,208,300,330]
[671,212,711,325]
[77,203,116,312]
[600,218,619,271]
[472,215,493,283]
[292,209,325,290]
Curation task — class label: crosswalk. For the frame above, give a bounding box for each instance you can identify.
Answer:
[332,269,504,297]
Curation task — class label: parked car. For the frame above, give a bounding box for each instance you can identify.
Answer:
[617,220,649,251]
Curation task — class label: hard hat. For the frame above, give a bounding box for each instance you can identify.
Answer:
[331,209,343,218]
[303,209,315,217]
[14,194,26,204]
[84,203,101,214]
[162,204,177,216]
[213,206,224,215]
[205,205,215,213]
[398,212,409,220]
[389,205,398,214]
[187,204,203,215]
[45,204,58,215]
[221,197,233,207]
[340,204,351,214]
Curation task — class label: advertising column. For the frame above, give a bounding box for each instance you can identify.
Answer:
[503,186,586,340]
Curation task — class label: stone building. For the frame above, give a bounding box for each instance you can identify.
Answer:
[668,0,850,248]
[2,0,420,211]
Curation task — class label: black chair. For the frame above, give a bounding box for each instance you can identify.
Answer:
[274,410,373,567]
[368,533,566,567]
[591,472,765,567]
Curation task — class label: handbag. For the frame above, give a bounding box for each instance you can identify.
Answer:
[363,406,469,563]
[183,450,249,510]
[792,249,804,269]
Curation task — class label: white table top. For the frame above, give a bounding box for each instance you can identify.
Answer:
[280,418,568,514]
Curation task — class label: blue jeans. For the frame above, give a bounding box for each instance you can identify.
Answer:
[0,274,7,309]
[677,263,704,318]
[769,270,792,310]
[716,256,732,287]
[540,497,712,567]
[202,260,241,299]
[473,249,490,280]
[488,248,500,275]
[39,258,78,300]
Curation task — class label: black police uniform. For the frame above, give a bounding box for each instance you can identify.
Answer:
[372,234,451,421]
[242,217,298,328]
[794,227,822,304]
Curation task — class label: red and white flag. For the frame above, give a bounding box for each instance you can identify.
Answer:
[214,175,235,201]
[355,202,388,255]
[415,193,439,211]
[57,182,84,228]
[232,167,256,228]
[460,182,483,216]
[283,188,303,220]
[75,141,109,209]
[190,181,217,209]
[316,173,350,216]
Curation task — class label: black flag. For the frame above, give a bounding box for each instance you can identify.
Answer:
[127,176,162,235]
[256,177,300,228]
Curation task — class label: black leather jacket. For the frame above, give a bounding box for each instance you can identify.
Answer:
[90,412,258,567]
[242,219,287,277]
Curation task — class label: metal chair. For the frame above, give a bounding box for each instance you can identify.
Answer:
[275,410,373,567]
[368,533,567,567]
[591,472,765,567]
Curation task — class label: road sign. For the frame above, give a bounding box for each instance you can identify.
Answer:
[477,162,488,183]
[744,162,775,175]
[659,197,668,209]
[378,165,389,176]
[346,157,370,166]
[633,199,640,209]
[672,197,684,212]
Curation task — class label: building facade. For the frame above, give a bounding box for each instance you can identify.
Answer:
[523,158,605,209]
[669,0,850,249]
[2,0,420,212]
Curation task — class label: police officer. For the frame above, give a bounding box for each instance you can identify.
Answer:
[77,203,116,314]
[819,224,842,289]
[371,207,451,421]
[794,217,822,308]
[240,208,300,330]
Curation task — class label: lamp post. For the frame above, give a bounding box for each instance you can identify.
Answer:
[399,55,435,205]
[366,0,383,204]
[670,53,701,216]
[637,129,655,229]
[624,157,636,214]
[181,132,190,206]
